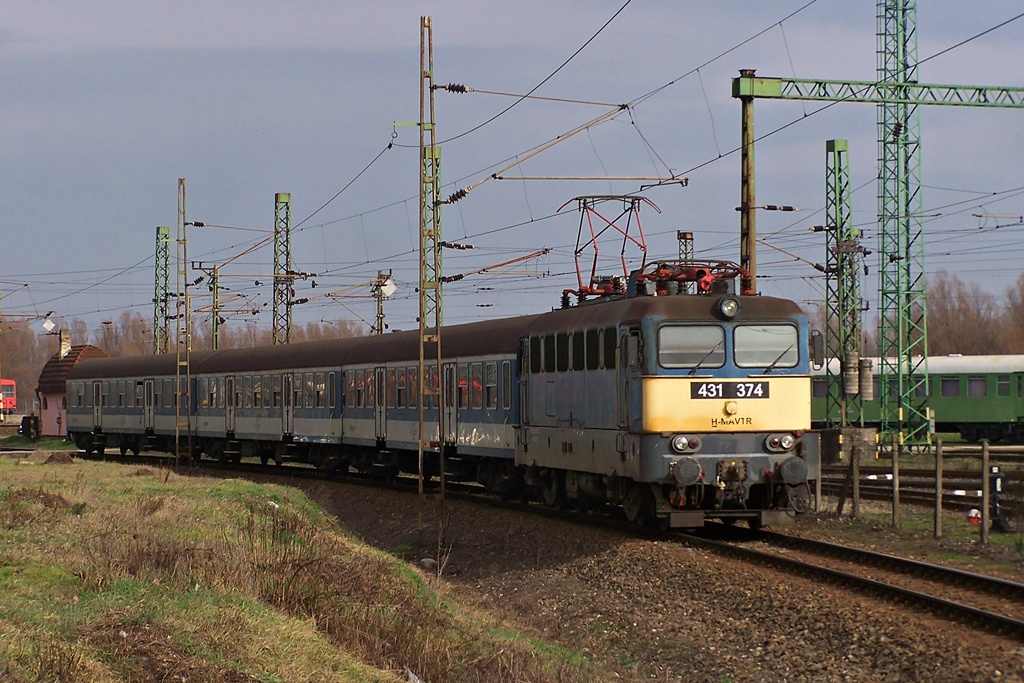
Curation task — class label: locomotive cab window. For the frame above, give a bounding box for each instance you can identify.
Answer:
[658,325,725,369]
[734,324,798,369]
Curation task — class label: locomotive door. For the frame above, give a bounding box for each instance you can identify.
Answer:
[442,363,457,445]
[519,339,530,426]
[374,366,386,442]
[282,374,294,435]
[143,379,155,431]
[617,328,640,429]
[225,376,236,433]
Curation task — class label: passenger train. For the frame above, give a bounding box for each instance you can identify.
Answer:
[66,261,822,529]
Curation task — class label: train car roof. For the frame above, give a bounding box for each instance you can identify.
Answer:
[815,355,1024,376]
[68,292,807,379]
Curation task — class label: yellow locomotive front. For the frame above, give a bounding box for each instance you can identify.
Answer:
[628,294,820,529]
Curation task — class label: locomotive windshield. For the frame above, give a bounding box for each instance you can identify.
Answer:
[658,325,726,368]
[734,324,799,368]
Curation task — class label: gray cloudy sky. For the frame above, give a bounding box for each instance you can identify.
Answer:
[2,1,1022,338]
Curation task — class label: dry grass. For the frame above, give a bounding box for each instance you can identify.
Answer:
[0,453,602,682]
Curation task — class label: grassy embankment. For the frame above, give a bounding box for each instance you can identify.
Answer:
[0,448,601,682]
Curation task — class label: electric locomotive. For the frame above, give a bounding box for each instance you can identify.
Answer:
[65,260,821,529]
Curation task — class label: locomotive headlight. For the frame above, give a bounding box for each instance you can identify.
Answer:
[765,433,797,453]
[671,435,689,453]
[780,434,796,450]
[718,297,740,319]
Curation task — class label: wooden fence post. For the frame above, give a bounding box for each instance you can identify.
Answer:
[934,439,943,540]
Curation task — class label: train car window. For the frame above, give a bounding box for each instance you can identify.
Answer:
[658,325,724,369]
[291,374,301,408]
[544,335,555,373]
[472,363,484,409]
[940,377,959,398]
[260,375,268,407]
[304,373,314,408]
[315,372,326,408]
[396,369,407,408]
[346,371,356,408]
[914,378,927,398]
[812,377,828,398]
[429,364,439,409]
[502,360,512,410]
[529,337,542,373]
[458,364,469,409]
[255,376,264,408]
[485,362,498,410]
[364,369,374,408]
[163,381,172,408]
[355,371,364,408]
[242,376,251,408]
[585,329,600,370]
[604,328,616,370]
[998,375,1010,397]
[556,334,570,372]
[968,376,986,398]
[734,324,798,368]
[572,332,585,371]
[118,382,125,408]
[407,366,417,409]
[200,378,209,407]
[328,372,337,408]
[136,381,145,407]
[385,368,396,409]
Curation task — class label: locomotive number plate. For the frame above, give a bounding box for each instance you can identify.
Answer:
[690,381,770,399]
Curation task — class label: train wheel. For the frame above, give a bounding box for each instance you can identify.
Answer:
[541,471,566,509]
[119,443,128,456]
[622,484,644,524]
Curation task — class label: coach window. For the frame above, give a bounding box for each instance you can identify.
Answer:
[407,366,417,409]
[812,377,827,398]
[485,362,498,410]
[396,369,407,408]
[458,364,469,409]
[556,333,570,372]
[364,369,375,408]
[997,375,1010,397]
[940,376,960,398]
[734,324,798,368]
[355,371,364,408]
[543,335,555,373]
[603,328,617,369]
[200,378,209,407]
[428,364,439,409]
[346,371,356,408]
[136,381,145,407]
[530,337,542,373]
[315,372,326,409]
[967,376,986,398]
[302,373,313,408]
[386,368,396,409]
[501,360,512,410]
[328,372,337,408]
[659,325,725,369]
[471,362,484,409]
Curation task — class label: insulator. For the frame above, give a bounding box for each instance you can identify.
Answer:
[859,358,874,400]
[442,83,467,93]
[843,351,860,396]
[292,298,309,306]
[191,276,205,286]
[447,188,468,204]
[891,121,903,140]
[561,291,571,309]
[191,221,206,227]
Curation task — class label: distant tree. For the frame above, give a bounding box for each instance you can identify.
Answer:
[926,270,1006,355]
[1003,272,1024,353]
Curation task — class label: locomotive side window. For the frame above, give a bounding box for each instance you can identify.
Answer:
[502,360,511,410]
[585,329,600,370]
[530,337,542,374]
[734,324,798,368]
[997,375,1009,397]
[556,333,569,372]
[544,335,555,373]
[658,325,724,368]
[604,328,616,369]
[572,332,585,371]
[967,376,986,398]
[940,377,959,398]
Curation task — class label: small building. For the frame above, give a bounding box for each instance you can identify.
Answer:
[36,331,108,438]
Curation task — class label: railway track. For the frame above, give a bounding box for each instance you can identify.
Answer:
[678,527,1024,641]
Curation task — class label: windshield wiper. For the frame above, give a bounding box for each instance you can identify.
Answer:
[763,344,795,374]
[688,341,723,376]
